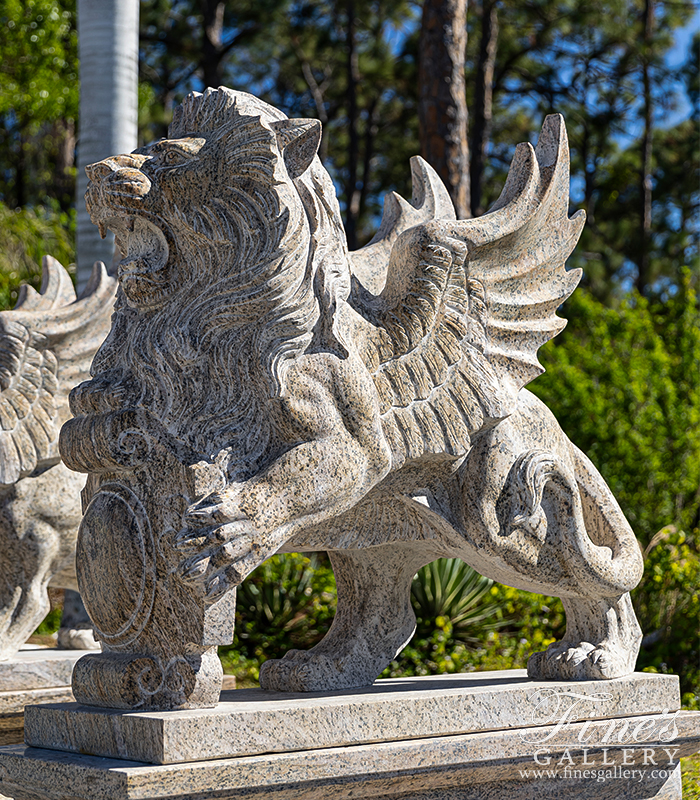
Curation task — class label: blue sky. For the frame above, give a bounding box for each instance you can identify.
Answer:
[664,8,699,125]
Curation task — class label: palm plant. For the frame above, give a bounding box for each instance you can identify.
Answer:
[411,558,506,643]
[234,553,336,660]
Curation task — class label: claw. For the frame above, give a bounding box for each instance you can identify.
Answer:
[185,503,232,527]
[283,649,301,661]
[206,563,244,602]
[174,531,208,549]
[205,574,228,601]
[98,221,106,239]
[180,555,210,581]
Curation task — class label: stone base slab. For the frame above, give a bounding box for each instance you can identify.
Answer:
[0,647,91,696]
[1,711,699,800]
[0,648,96,747]
[0,688,75,747]
[23,670,680,765]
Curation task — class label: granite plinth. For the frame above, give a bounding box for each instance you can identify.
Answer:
[0,648,94,746]
[2,711,699,799]
[0,647,90,694]
[25,670,680,765]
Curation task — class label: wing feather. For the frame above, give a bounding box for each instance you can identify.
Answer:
[412,404,444,452]
[392,407,425,462]
[0,330,59,484]
[31,401,56,439]
[5,388,31,420]
[12,423,37,475]
[0,396,19,431]
[405,358,432,400]
[352,114,583,470]
[24,413,51,455]
[431,391,470,455]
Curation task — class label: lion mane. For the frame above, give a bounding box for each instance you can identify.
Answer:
[84,88,352,478]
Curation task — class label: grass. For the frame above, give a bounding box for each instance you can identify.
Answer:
[683,753,700,798]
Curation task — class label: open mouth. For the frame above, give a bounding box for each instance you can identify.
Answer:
[100,215,172,308]
[103,216,170,283]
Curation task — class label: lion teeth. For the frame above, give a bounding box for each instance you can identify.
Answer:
[98,222,106,239]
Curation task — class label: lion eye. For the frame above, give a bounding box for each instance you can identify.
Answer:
[163,151,181,164]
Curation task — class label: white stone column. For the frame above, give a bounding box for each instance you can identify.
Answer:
[76,0,139,292]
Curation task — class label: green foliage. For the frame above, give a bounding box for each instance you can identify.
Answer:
[139,0,420,246]
[236,0,421,246]
[682,753,700,798]
[222,554,517,683]
[637,527,700,706]
[531,276,700,697]
[219,552,336,683]
[0,201,75,310]
[0,0,78,120]
[469,0,696,299]
[32,603,61,635]
[383,581,565,678]
[0,0,79,209]
[410,558,505,644]
[569,118,699,300]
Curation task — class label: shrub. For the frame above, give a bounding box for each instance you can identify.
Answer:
[0,202,75,310]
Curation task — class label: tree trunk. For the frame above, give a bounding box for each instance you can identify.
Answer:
[345,0,361,249]
[202,0,225,88]
[470,0,498,217]
[76,0,139,291]
[637,0,654,295]
[55,119,77,212]
[418,0,470,219]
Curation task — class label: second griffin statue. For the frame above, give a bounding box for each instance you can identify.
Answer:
[58,88,643,710]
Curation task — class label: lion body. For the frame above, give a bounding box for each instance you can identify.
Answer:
[62,88,644,705]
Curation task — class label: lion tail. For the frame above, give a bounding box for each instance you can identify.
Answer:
[509,445,643,598]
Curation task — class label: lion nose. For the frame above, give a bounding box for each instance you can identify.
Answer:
[85,153,151,181]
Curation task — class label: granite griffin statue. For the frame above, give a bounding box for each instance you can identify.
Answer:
[60,88,644,710]
[0,257,116,659]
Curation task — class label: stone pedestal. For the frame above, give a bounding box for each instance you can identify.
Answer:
[0,647,93,746]
[1,670,698,799]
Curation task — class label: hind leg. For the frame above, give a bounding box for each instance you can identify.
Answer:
[454,391,644,681]
[259,543,432,692]
[528,592,642,680]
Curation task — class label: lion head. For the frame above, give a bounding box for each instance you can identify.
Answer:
[87,89,331,311]
[79,88,352,473]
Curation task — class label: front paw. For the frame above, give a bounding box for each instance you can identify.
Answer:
[174,493,263,602]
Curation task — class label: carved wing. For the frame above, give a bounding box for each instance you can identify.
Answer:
[351,115,585,470]
[0,257,72,484]
[0,256,117,484]
[0,319,59,484]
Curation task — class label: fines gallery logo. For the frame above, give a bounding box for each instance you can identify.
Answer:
[517,688,682,784]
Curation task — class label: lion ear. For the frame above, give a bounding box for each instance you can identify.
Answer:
[271,119,322,179]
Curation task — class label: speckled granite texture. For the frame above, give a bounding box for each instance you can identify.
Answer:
[2,709,698,799]
[24,671,680,764]
[0,648,90,694]
[60,87,644,711]
[0,648,92,747]
[0,257,114,661]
